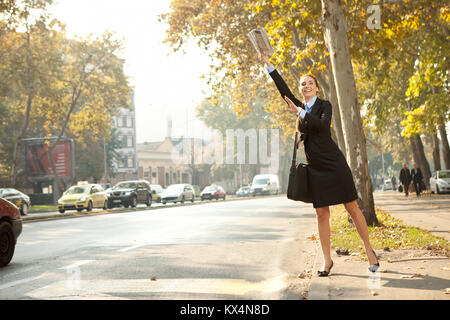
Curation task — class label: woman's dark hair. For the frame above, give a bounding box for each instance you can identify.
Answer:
[300,74,319,88]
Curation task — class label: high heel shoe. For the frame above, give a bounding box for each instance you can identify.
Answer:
[318,260,334,277]
[368,249,380,273]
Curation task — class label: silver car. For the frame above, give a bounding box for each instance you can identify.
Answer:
[161,184,195,204]
[430,170,450,194]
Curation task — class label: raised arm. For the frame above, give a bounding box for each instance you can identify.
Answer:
[268,69,304,109]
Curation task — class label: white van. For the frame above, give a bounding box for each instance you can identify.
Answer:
[250,174,280,196]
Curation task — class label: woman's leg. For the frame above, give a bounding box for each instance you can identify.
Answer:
[343,200,378,265]
[315,206,333,270]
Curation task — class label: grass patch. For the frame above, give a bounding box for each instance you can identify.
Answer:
[29,205,58,213]
[330,205,449,259]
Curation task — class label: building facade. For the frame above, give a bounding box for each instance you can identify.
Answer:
[110,93,138,184]
[137,136,212,189]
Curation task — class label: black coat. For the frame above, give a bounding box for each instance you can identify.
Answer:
[269,69,358,208]
[399,168,411,185]
[411,167,423,183]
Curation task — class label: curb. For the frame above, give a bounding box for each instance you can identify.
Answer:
[23,194,285,223]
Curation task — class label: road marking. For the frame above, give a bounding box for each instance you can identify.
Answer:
[117,245,144,252]
[59,260,93,270]
[0,266,38,280]
[0,274,44,290]
[25,274,288,299]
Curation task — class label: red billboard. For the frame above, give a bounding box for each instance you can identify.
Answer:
[25,140,73,178]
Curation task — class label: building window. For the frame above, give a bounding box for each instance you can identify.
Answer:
[127,156,134,168]
[173,172,177,183]
[123,116,127,128]
[123,135,127,148]
[127,135,133,148]
[121,156,128,168]
[127,116,133,128]
[165,172,169,185]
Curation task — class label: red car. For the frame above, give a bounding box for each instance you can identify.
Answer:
[0,198,22,267]
[200,185,226,201]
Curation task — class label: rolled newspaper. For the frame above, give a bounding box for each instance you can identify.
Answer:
[247,27,274,58]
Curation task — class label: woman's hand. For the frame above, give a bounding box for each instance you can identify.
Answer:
[284,96,299,114]
[260,54,270,66]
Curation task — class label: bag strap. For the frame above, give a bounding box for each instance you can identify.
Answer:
[291,132,298,168]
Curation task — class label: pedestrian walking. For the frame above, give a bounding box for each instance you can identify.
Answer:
[399,164,412,196]
[411,164,424,197]
[260,54,379,276]
[391,174,397,191]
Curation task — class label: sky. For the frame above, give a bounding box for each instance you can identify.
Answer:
[49,0,214,143]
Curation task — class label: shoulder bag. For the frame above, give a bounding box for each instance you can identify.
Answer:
[287,132,313,203]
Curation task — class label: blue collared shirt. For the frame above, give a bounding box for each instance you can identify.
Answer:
[297,96,317,119]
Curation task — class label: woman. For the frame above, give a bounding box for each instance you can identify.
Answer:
[261,55,379,276]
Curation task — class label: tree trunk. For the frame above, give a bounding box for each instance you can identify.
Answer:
[438,118,450,169]
[410,135,420,166]
[11,24,34,186]
[325,59,347,157]
[410,134,431,188]
[11,94,33,186]
[432,132,441,171]
[320,0,377,226]
[49,86,83,197]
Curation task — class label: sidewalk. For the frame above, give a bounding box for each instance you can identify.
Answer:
[307,191,450,300]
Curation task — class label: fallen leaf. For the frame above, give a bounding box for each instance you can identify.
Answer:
[441,267,450,271]
[311,235,317,240]
[150,277,157,281]
[400,274,421,279]
[370,290,379,296]
[444,288,450,294]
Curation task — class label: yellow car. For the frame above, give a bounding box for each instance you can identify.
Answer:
[58,183,108,213]
[150,184,164,203]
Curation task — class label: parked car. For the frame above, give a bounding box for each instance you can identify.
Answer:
[382,179,393,191]
[161,184,195,204]
[192,185,201,199]
[0,198,22,267]
[250,174,280,196]
[58,183,108,213]
[150,184,164,203]
[0,188,31,216]
[200,185,226,201]
[107,180,152,208]
[236,186,250,197]
[430,170,450,194]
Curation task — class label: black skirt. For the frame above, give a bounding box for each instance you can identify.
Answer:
[307,148,358,208]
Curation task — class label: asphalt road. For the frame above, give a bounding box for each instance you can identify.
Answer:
[0,196,319,300]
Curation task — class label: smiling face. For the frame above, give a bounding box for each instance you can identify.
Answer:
[299,75,319,101]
